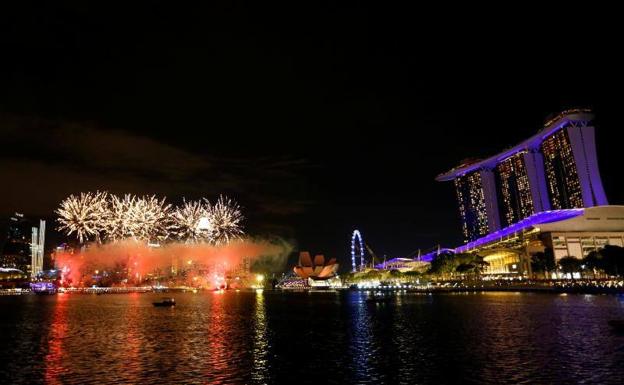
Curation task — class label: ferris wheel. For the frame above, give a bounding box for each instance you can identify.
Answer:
[351,230,365,272]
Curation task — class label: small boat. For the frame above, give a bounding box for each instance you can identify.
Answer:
[153,298,176,307]
[608,320,624,330]
[31,282,57,295]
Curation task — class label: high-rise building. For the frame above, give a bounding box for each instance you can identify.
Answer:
[1,213,45,278]
[31,220,45,278]
[454,171,491,242]
[1,213,32,275]
[541,129,584,209]
[495,152,534,227]
[431,110,619,276]
[437,109,608,242]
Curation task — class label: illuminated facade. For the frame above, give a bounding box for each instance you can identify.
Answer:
[541,129,583,209]
[495,152,534,227]
[454,171,493,242]
[293,252,338,280]
[437,109,608,243]
[1,213,45,278]
[454,206,624,275]
[383,206,624,275]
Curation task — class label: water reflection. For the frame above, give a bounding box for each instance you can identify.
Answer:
[348,291,377,383]
[44,294,68,385]
[121,293,142,382]
[205,291,231,383]
[2,291,624,385]
[252,289,269,384]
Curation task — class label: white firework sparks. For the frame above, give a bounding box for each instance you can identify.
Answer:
[130,195,172,242]
[56,191,108,243]
[56,192,245,245]
[205,195,244,245]
[103,194,136,242]
[170,199,211,243]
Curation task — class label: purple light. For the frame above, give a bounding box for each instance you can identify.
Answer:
[374,257,413,270]
[454,208,584,253]
[436,117,578,181]
[30,282,56,292]
[351,230,364,272]
[374,209,584,269]
[419,248,454,262]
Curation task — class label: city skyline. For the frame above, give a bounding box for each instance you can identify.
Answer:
[2,107,622,265]
[1,3,623,263]
[2,5,624,385]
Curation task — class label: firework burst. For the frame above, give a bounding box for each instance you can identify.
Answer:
[56,192,244,245]
[103,194,135,242]
[206,195,245,245]
[170,199,211,243]
[130,195,172,242]
[56,191,108,243]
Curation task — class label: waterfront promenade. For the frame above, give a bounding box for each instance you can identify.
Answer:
[4,279,624,296]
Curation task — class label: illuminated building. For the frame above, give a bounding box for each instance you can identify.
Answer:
[0,267,27,282]
[434,110,619,275]
[1,213,46,279]
[453,206,624,275]
[541,129,584,209]
[496,152,534,227]
[31,220,45,278]
[453,170,498,242]
[438,109,608,238]
[293,252,339,279]
[1,213,33,276]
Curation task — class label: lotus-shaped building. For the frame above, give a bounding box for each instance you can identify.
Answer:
[293,252,338,280]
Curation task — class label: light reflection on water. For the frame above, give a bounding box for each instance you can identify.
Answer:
[349,292,376,383]
[1,291,624,384]
[44,292,67,385]
[252,289,268,384]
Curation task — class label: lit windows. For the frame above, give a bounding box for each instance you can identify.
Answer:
[454,171,489,242]
[496,153,534,227]
[542,128,583,209]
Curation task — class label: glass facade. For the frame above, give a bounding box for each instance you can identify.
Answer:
[496,153,534,227]
[1,213,32,274]
[454,171,489,242]
[541,128,584,209]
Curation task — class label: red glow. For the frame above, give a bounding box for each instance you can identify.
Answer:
[52,239,289,287]
[213,274,226,290]
[54,253,86,286]
[206,292,231,376]
[44,293,68,385]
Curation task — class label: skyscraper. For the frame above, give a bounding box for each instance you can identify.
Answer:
[437,109,608,243]
[31,219,45,278]
[541,128,584,209]
[1,213,45,278]
[453,170,497,242]
[495,152,534,227]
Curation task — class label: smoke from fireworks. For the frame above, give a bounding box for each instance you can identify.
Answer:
[54,238,293,287]
[56,192,244,245]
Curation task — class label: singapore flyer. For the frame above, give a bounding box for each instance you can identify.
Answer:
[351,229,364,272]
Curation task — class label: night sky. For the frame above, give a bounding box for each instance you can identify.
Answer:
[1,3,622,264]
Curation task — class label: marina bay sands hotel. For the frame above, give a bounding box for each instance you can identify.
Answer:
[436,109,624,275]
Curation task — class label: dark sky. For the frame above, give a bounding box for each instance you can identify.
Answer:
[1,3,622,264]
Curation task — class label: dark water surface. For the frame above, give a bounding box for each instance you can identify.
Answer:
[2,291,624,385]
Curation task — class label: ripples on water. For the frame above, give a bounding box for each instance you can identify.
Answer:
[1,291,624,384]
